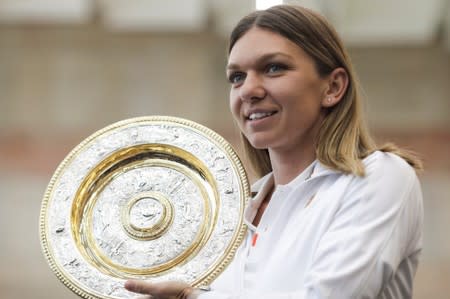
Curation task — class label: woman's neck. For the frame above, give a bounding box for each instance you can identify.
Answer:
[268,144,316,186]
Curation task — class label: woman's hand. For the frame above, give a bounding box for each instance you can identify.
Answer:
[124,279,196,299]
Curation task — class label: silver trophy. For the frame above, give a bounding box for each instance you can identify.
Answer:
[39,116,250,299]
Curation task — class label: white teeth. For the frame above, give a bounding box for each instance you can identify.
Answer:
[248,112,274,120]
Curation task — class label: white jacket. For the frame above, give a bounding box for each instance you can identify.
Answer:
[199,151,423,299]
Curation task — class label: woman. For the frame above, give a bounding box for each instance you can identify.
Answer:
[125,5,424,299]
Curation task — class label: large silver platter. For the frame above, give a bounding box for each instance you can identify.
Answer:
[40,116,250,299]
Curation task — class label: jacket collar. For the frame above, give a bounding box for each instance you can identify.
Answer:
[250,159,339,195]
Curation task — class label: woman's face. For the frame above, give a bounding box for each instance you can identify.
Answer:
[227,27,329,153]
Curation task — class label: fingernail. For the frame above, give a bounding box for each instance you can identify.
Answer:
[124,280,134,290]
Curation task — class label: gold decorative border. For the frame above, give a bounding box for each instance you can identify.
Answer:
[39,116,250,299]
[74,144,218,277]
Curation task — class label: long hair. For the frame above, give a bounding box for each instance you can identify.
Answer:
[228,5,422,177]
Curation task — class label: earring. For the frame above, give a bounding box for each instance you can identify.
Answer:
[327,97,332,103]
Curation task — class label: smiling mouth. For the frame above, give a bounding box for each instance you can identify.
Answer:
[247,111,277,121]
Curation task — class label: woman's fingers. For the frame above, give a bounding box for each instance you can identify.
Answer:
[125,279,156,294]
[124,279,191,299]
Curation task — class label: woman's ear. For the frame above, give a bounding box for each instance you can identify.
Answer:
[321,67,349,108]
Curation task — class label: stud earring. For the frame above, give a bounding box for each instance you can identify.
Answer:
[327,97,332,103]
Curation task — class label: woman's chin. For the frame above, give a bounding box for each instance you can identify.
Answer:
[247,138,271,150]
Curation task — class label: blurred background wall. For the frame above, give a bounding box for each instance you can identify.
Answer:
[0,0,449,298]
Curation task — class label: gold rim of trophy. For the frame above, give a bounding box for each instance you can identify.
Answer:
[39,116,250,299]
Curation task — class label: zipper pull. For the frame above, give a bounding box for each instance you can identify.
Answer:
[251,233,259,247]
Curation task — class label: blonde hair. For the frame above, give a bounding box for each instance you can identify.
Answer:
[229,5,422,177]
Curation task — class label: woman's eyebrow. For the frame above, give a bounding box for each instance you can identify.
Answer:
[226,52,293,71]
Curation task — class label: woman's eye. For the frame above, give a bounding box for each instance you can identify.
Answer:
[228,72,245,84]
[266,63,286,73]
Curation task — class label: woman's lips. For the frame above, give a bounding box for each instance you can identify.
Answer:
[246,110,277,121]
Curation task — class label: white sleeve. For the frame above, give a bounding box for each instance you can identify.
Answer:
[300,157,423,298]
[198,154,423,299]
[197,290,307,299]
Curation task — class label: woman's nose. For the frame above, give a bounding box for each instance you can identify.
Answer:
[239,73,266,102]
